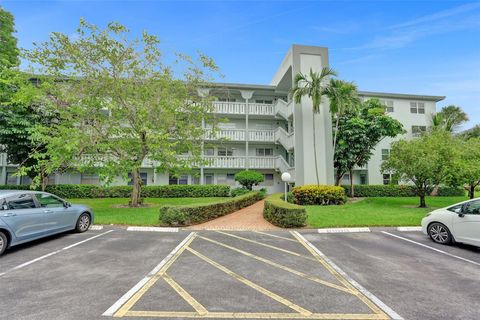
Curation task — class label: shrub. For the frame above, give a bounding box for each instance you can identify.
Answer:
[230,187,250,197]
[159,191,264,226]
[263,194,307,228]
[341,185,465,197]
[292,185,347,205]
[0,184,230,198]
[234,170,264,190]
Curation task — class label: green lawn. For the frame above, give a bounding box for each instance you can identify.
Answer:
[306,196,468,228]
[69,197,230,226]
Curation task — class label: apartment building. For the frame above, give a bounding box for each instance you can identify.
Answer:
[0,45,444,193]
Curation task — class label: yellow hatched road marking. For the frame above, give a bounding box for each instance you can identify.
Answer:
[291,232,386,316]
[215,231,315,261]
[198,235,353,294]
[113,233,197,317]
[125,311,389,319]
[186,247,313,316]
[252,231,298,242]
[162,273,208,316]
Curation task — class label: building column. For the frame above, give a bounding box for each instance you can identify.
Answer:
[240,90,254,170]
[0,165,6,185]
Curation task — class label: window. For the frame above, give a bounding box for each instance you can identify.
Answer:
[128,172,148,186]
[168,174,188,185]
[35,193,64,208]
[412,125,427,137]
[204,148,215,156]
[204,174,214,185]
[5,172,17,185]
[263,173,274,186]
[227,173,236,185]
[256,148,273,156]
[343,174,350,183]
[360,174,367,185]
[20,176,32,185]
[218,98,236,102]
[81,174,99,185]
[410,102,425,114]
[192,176,200,185]
[5,194,37,210]
[255,99,273,104]
[380,99,394,113]
[383,174,392,185]
[464,200,480,215]
[217,147,233,156]
[381,149,390,161]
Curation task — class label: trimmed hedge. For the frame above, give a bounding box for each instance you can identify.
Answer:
[292,185,347,205]
[0,184,230,199]
[263,194,307,228]
[341,185,465,197]
[159,191,264,226]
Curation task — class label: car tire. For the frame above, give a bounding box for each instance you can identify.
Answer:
[0,231,7,256]
[428,222,452,245]
[75,213,91,233]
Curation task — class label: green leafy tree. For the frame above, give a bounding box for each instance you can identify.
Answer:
[234,170,264,190]
[460,124,480,140]
[24,19,219,206]
[334,99,404,196]
[0,7,20,67]
[382,131,458,207]
[448,138,480,199]
[291,67,337,185]
[325,79,360,156]
[431,105,469,132]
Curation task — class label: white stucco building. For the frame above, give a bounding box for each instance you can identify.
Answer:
[0,45,444,193]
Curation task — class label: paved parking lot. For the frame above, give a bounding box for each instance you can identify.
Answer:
[0,227,479,320]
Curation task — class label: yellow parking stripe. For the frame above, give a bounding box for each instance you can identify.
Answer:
[291,232,385,316]
[186,247,313,316]
[252,231,298,242]
[162,273,208,316]
[215,231,315,261]
[125,311,389,319]
[114,233,197,317]
[198,236,352,294]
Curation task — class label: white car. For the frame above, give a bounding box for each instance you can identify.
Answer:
[421,198,480,247]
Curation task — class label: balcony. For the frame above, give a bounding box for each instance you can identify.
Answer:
[212,101,275,116]
[248,130,275,142]
[204,129,275,143]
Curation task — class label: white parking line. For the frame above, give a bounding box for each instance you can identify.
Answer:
[89,225,104,231]
[396,226,422,232]
[317,227,371,233]
[0,230,114,277]
[293,231,404,320]
[382,231,480,267]
[102,232,195,317]
[126,226,178,233]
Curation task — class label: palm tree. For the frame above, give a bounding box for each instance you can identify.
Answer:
[291,67,337,185]
[431,105,469,132]
[326,79,360,157]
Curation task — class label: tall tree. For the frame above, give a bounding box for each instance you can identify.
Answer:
[448,138,480,199]
[334,99,404,196]
[291,67,337,185]
[326,79,360,157]
[25,19,219,206]
[460,124,480,140]
[431,105,469,132]
[382,131,458,207]
[0,6,20,67]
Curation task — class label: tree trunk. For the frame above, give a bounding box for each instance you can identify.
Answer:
[419,193,426,208]
[332,116,340,163]
[469,184,475,199]
[349,168,354,198]
[312,111,320,185]
[130,168,142,207]
[40,168,48,191]
[335,172,343,186]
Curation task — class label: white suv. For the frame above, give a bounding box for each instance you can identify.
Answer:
[421,198,480,247]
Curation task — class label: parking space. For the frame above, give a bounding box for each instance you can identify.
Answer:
[0,228,479,320]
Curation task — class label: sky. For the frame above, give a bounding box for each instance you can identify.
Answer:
[2,0,479,129]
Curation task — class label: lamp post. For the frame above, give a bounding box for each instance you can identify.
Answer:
[281,172,291,202]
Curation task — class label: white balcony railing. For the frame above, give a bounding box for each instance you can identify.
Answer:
[204,129,246,141]
[203,156,246,169]
[274,127,294,151]
[274,99,294,119]
[212,101,275,116]
[249,130,275,142]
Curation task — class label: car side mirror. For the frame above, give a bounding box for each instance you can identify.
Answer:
[1,204,7,211]
[64,201,71,208]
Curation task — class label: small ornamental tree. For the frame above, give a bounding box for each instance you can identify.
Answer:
[234,170,264,190]
[448,138,480,199]
[382,131,458,208]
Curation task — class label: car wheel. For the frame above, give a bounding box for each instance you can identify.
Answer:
[75,213,91,233]
[428,222,452,244]
[0,231,7,256]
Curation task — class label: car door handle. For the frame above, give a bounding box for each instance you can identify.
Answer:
[1,212,17,217]
[43,210,54,214]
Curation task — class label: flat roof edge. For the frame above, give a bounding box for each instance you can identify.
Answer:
[358,90,445,102]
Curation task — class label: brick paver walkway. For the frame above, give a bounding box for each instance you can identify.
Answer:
[188,200,280,230]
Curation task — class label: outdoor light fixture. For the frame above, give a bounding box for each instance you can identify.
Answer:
[281,172,291,202]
